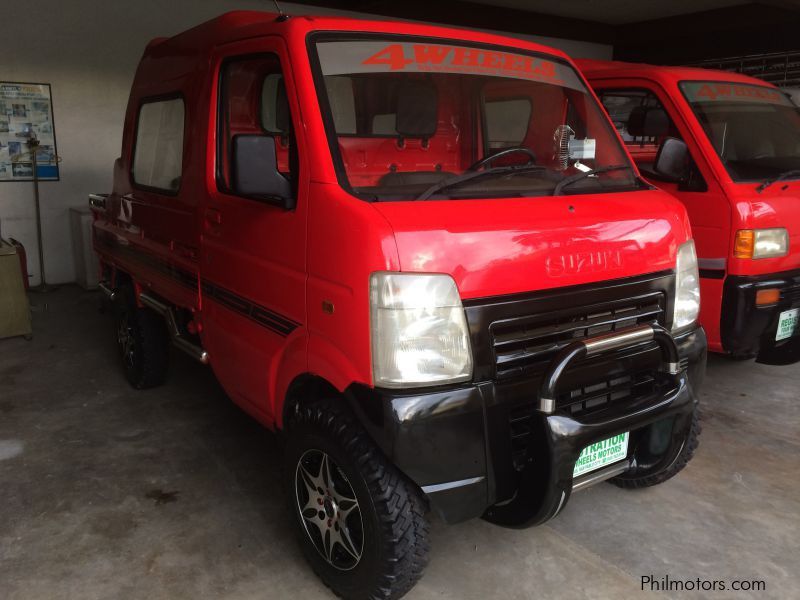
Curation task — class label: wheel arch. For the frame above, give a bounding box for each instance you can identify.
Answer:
[272,332,370,430]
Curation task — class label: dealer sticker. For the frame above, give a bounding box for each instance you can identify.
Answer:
[776,308,799,341]
[573,432,629,477]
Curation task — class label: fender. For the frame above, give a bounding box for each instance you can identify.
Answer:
[269,327,310,428]
[271,331,368,429]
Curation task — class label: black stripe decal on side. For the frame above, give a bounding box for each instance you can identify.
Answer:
[201,282,299,337]
[96,234,199,291]
[699,269,726,280]
[95,233,300,337]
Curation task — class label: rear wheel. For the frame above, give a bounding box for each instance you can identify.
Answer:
[284,400,430,600]
[114,284,169,389]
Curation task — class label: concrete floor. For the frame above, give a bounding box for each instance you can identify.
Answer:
[1,286,798,600]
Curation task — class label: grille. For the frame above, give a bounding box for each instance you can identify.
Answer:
[780,282,800,304]
[491,292,666,381]
[506,369,658,470]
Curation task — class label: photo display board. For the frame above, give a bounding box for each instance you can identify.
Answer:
[0,82,59,181]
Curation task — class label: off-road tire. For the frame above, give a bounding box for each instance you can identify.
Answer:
[114,284,169,389]
[284,400,430,600]
[611,408,701,489]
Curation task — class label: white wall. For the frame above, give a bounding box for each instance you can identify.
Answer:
[0,1,611,285]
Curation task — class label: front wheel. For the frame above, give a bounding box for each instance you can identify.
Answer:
[611,408,701,489]
[284,401,430,600]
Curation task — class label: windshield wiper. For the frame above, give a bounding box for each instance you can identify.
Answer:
[756,169,800,193]
[416,164,548,200]
[552,164,633,196]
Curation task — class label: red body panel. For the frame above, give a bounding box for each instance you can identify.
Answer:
[374,190,688,300]
[92,12,692,430]
[579,59,800,352]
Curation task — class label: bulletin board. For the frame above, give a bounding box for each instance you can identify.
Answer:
[0,82,59,181]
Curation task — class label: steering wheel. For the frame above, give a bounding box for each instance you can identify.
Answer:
[467,146,536,172]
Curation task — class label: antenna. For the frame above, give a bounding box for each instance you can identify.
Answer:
[272,0,290,21]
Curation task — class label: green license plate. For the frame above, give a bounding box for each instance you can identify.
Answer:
[776,308,799,341]
[573,432,629,478]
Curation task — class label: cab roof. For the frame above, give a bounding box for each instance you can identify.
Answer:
[576,58,776,88]
[144,10,573,64]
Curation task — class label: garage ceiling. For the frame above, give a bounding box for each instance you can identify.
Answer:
[471,0,751,25]
[293,1,800,64]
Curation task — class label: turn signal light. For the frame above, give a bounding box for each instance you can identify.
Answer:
[734,228,789,259]
[756,289,780,306]
[734,230,755,258]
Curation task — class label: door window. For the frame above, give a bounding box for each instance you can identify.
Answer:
[217,54,295,195]
[598,87,707,190]
[598,89,683,170]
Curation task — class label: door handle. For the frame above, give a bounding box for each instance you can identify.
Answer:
[204,208,222,224]
[204,208,222,235]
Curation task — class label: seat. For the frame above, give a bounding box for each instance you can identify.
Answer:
[396,82,439,142]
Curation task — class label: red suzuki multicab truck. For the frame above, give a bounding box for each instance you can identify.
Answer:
[580,59,800,364]
[91,12,706,599]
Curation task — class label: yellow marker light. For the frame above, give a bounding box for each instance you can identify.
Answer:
[756,288,780,306]
[734,230,755,258]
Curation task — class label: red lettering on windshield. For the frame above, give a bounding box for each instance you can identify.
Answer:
[452,47,482,67]
[537,61,556,78]
[362,44,413,70]
[481,51,504,68]
[412,44,451,65]
[694,83,782,103]
[361,43,562,84]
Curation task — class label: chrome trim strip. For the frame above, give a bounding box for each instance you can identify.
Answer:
[540,398,556,413]
[572,462,629,492]
[581,323,654,357]
[664,361,681,375]
[697,257,726,270]
[421,476,485,494]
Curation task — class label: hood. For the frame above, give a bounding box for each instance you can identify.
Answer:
[373,190,689,300]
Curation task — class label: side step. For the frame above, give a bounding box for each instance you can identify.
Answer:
[99,282,208,365]
[98,281,116,301]
[139,292,209,365]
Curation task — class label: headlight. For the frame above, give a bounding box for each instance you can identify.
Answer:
[673,239,700,331]
[734,228,789,259]
[370,272,472,388]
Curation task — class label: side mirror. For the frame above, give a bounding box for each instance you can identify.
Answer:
[653,137,690,182]
[233,134,294,209]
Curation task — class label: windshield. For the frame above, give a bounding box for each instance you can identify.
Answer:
[681,81,800,182]
[311,37,637,200]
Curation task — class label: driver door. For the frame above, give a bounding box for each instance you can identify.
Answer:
[200,38,307,425]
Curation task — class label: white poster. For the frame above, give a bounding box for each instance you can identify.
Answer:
[0,82,59,181]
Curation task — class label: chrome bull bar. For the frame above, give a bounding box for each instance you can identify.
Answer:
[538,323,682,414]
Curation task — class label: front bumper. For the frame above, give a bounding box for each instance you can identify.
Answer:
[347,325,706,527]
[721,268,800,364]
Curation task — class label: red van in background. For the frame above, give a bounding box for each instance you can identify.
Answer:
[580,59,800,364]
[91,13,706,598]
